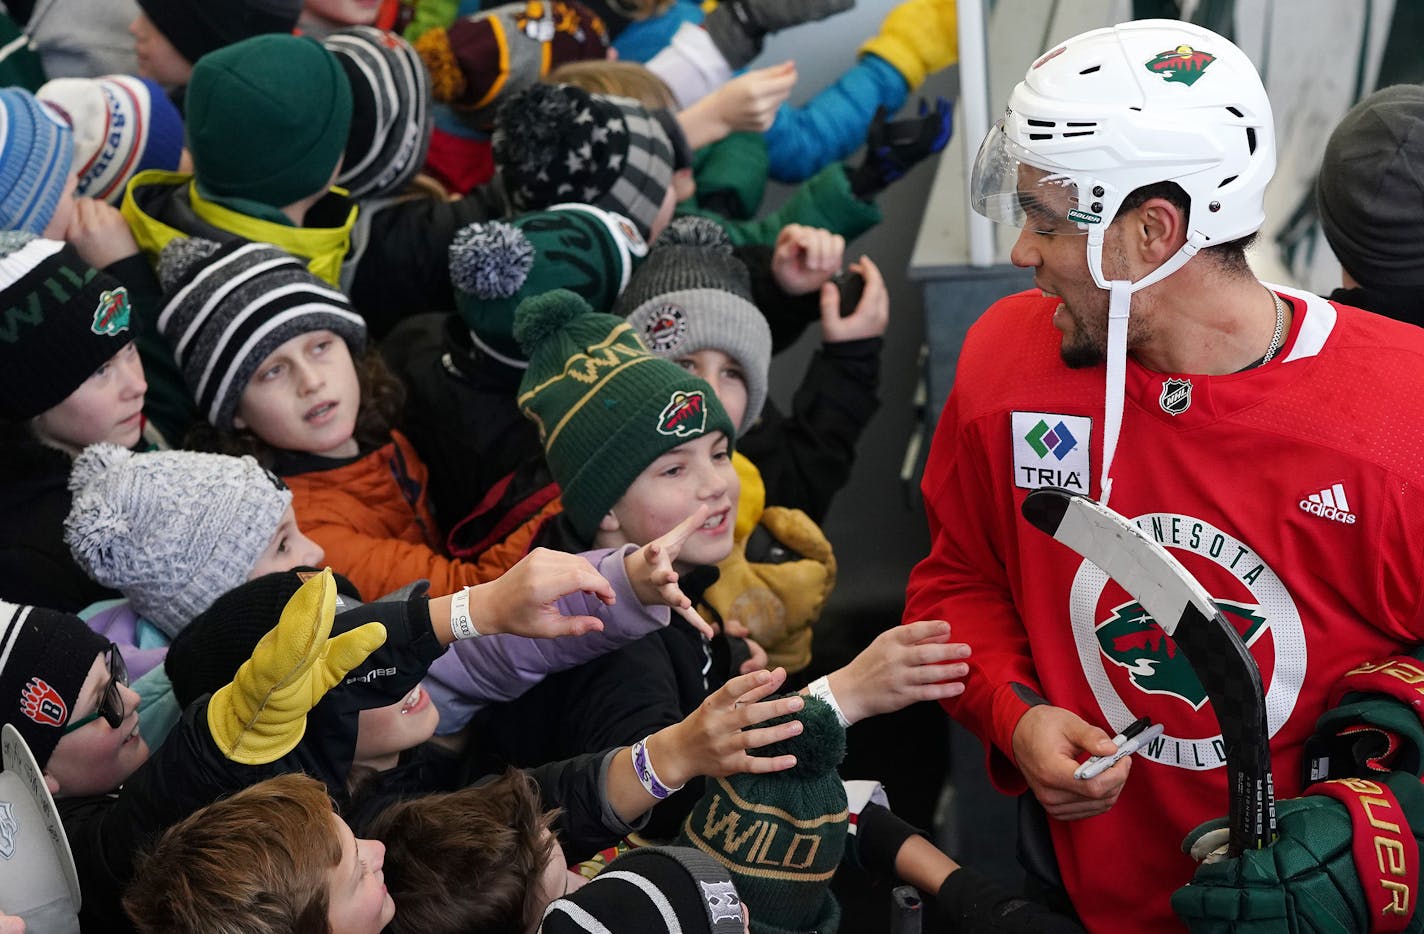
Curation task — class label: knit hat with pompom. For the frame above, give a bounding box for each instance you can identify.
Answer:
[677,695,847,934]
[492,82,674,240]
[63,443,292,638]
[448,203,647,367]
[615,216,770,433]
[513,288,733,539]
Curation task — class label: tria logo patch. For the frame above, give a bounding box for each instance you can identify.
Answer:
[1299,482,1357,525]
[657,389,707,437]
[642,303,687,353]
[19,677,66,728]
[1159,377,1192,415]
[91,286,131,336]
[1097,599,1268,709]
[1012,412,1091,493]
[1145,44,1217,86]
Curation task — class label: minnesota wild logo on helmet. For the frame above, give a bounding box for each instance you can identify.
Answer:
[1097,599,1267,708]
[1145,44,1216,86]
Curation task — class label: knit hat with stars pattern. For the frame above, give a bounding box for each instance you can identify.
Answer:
[492,82,675,240]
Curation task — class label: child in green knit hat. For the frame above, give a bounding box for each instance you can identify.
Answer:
[514,287,739,564]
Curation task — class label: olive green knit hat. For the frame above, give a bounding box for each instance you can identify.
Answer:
[514,289,734,540]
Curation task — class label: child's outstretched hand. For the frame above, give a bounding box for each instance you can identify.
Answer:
[624,505,716,639]
[647,668,804,789]
[771,223,845,297]
[823,620,971,725]
[821,255,889,343]
[468,547,615,639]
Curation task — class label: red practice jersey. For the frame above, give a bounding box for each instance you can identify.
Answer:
[905,286,1424,933]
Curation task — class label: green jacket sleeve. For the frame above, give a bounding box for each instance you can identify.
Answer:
[690,132,770,221]
[681,163,883,248]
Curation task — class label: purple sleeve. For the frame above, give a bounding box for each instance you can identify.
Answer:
[424,545,672,733]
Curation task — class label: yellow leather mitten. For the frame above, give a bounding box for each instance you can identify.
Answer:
[207,569,388,765]
[703,506,837,673]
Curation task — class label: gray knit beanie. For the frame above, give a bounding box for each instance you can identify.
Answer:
[154,237,368,430]
[1317,84,1424,289]
[63,443,292,638]
[615,217,770,433]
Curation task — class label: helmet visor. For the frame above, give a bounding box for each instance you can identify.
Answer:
[970,120,1091,236]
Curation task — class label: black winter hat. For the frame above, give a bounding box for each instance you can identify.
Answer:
[541,846,747,934]
[166,567,363,710]
[0,600,110,769]
[136,0,303,66]
[1317,84,1424,289]
[0,233,133,420]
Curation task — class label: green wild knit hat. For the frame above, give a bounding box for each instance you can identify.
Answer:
[678,695,847,934]
[514,288,734,541]
[186,34,353,208]
[449,203,648,368]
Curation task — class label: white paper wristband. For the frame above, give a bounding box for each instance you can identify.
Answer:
[449,586,481,641]
[807,675,851,728]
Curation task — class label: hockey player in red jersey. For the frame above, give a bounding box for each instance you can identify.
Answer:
[904,18,1424,934]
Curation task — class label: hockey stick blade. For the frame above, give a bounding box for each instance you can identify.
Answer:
[1021,487,1277,854]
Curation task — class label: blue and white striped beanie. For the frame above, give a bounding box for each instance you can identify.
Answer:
[0,89,75,235]
[154,237,367,430]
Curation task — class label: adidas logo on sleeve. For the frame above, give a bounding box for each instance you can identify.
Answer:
[1299,482,1357,524]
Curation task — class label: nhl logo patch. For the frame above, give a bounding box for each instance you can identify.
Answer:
[1159,378,1192,416]
[657,389,707,438]
[643,304,687,353]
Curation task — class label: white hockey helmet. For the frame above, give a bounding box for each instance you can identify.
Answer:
[971,18,1275,286]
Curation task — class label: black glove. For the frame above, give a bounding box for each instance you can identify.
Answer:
[935,866,1086,933]
[848,98,954,199]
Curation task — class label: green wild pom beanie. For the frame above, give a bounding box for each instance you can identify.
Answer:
[678,694,848,934]
[449,203,648,367]
[514,288,734,540]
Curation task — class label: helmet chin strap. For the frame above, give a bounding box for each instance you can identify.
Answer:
[1087,231,1206,505]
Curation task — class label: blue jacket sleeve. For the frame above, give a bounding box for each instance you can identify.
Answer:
[765,53,908,183]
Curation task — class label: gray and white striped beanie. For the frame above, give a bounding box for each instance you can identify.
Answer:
[154,238,367,430]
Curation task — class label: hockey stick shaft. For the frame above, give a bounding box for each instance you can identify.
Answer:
[1021,487,1277,854]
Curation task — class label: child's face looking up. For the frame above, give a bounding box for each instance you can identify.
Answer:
[602,431,739,572]
[234,330,361,459]
[674,349,747,430]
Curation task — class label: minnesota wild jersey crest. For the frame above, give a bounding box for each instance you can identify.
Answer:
[1096,600,1268,709]
[1069,511,1306,771]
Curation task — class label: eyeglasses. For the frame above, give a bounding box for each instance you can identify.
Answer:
[63,644,129,734]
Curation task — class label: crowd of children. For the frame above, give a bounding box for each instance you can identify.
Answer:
[0,1,1097,932]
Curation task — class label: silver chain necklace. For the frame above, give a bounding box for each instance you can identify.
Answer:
[1261,289,1286,366]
